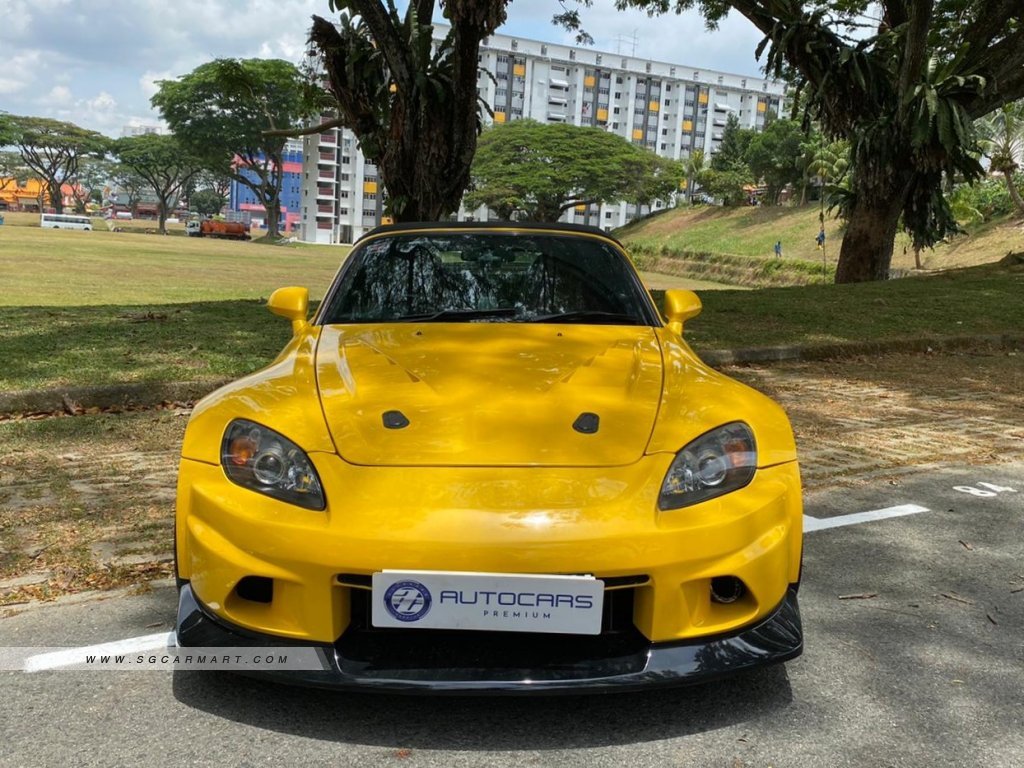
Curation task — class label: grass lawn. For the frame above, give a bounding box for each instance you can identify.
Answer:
[673,260,1024,350]
[0,217,347,306]
[1,214,1021,394]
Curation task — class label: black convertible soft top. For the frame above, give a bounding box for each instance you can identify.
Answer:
[355,220,625,247]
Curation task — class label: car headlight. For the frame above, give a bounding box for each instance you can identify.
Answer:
[658,422,757,510]
[221,419,326,510]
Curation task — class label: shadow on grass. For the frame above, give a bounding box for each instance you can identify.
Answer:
[0,300,311,392]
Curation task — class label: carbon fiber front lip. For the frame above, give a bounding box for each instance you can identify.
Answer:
[175,585,802,694]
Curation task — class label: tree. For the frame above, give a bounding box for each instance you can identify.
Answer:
[710,114,754,173]
[696,167,751,207]
[464,120,678,222]
[682,149,705,202]
[0,151,30,195]
[304,0,509,222]
[69,157,115,214]
[609,1,1024,282]
[746,118,805,204]
[110,167,148,216]
[151,59,312,238]
[115,134,204,234]
[6,116,108,213]
[621,152,685,210]
[190,188,227,217]
[977,101,1024,216]
[701,114,754,206]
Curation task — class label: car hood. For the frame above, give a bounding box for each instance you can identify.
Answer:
[315,323,664,467]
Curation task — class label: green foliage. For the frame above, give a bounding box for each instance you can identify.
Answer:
[465,120,680,221]
[309,0,508,221]
[151,59,313,236]
[949,179,1016,224]
[4,115,109,213]
[710,114,754,173]
[0,112,18,147]
[698,114,754,206]
[746,119,805,204]
[190,188,227,217]
[696,167,750,207]
[611,0,1024,281]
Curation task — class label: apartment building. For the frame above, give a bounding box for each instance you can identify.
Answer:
[299,28,784,244]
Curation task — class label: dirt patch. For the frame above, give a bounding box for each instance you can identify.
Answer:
[0,410,186,604]
[726,350,1024,489]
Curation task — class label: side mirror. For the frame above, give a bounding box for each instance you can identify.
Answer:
[267,286,309,335]
[663,289,702,336]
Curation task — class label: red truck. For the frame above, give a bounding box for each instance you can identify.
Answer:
[186,219,251,240]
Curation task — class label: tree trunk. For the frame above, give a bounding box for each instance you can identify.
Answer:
[157,198,168,235]
[265,193,281,238]
[1003,170,1024,216]
[47,178,63,214]
[835,192,904,283]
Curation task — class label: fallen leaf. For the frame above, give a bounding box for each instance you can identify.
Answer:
[958,540,974,551]
[986,613,998,625]
[839,593,877,600]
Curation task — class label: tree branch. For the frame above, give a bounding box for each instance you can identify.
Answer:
[264,117,347,138]
[897,0,934,122]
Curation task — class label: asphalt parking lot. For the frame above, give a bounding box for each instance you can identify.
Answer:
[1,462,1020,768]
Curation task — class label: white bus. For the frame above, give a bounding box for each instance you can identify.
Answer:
[40,213,93,230]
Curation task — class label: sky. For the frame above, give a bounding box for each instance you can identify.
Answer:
[0,0,768,138]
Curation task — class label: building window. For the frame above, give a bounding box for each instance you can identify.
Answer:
[613,107,620,114]
[339,207,348,215]
[693,71,700,80]
[497,54,509,64]
[596,54,602,64]
[541,44,547,55]
[616,75,623,84]
[569,49,576,60]
[718,75,724,85]
[363,209,376,218]
[645,62,652,73]
[665,99,671,106]
[511,39,518,50]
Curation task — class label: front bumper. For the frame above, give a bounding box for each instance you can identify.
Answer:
[175,582,802,694]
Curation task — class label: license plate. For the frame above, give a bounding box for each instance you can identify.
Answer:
[371,570,605,635]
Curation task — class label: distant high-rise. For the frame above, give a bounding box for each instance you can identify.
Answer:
[299,27,785,244]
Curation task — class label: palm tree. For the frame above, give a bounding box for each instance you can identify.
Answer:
[978,101,1024,216]
[683,150,705,203]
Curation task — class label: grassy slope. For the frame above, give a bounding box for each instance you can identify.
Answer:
[618,205,1024,271]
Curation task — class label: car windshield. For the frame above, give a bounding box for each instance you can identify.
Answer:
[320,232,654,325]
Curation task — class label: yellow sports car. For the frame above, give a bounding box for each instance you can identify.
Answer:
[174,223,803,692]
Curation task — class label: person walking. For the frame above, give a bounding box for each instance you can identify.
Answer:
[816,227,826,250]
[774,240,782,259]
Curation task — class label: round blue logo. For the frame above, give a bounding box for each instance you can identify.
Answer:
[383,580,432,622]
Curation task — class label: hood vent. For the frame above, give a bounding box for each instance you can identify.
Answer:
[572,412,600,434]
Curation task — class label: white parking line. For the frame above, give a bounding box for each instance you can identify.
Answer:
[23,631,174,672]
[804,503,930,533]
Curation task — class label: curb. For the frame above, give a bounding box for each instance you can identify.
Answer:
[0,379,231,417]
[700,333,1024,367]
[1,334,1020,417]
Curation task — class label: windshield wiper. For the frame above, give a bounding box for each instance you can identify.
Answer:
[396,307,519,322]
[530,310,640,325]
